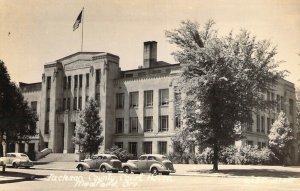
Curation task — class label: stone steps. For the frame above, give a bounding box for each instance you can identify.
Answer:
[37,153,79,162]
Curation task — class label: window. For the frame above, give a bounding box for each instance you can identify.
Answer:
[267,118,271,133]
[95,93,100,107]
[63,98,66,111]
[258,142,262,149]
[79,97,82,110]
[262,142,266,148]
[86,96,89,102]
[246,140,253,146]
[74,75,78,89]
[115,118,124,133]
[139,156,147,160]
[281,96,284,111]
[261,116,265,133]
[46,76,51,90]
[158,141,167,154]
[44,142,48,148]
[289,99,294,115]
[175,115,181,128]
[129,117,138,133]
[143,142,152,154]
[31,101,37,114]
[144,116,153,132]
[74,97,77,110]
[128,142,137,156]
[130,92,139,108]
[144,90,153,107]
[256,115,260,132]
[46,98,50,112]
[63,76,67,89]
[68,76,71,89]
[96,69,101,84]
[276,95,280,112]
[79,75,83,88]
[86,73,89,87]
[67,98,70,110]
[243,122,252,132]
[45,120,49,134]
[159,89,169,106]
[159,115,169,132]
[114,142,123,149]
[116,93,124,109]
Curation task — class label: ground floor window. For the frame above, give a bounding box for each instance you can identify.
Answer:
[128,142,137,157]
[115,118,124,134]
[246,140,253,146]
[143,142,152,154]
[114,142,123,149]
[158,141,167,155]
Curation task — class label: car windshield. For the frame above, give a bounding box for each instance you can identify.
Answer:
[111,156,118,160]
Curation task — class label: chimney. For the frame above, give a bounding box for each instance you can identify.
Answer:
[143,41,157,68]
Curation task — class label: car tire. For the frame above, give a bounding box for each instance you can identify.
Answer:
[123,166,131,174]
[162,172,169,175]
[12,163,18,168]
[77,165,84,172]
[100,166,107,173]
[151,167,158,175]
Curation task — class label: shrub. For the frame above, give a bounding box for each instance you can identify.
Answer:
[168,152,196,164]
[105,145,133,162]
[196,147,213,164]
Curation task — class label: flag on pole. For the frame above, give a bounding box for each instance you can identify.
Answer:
[73,10,83,31]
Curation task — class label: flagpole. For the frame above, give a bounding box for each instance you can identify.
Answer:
[81,7,84,52]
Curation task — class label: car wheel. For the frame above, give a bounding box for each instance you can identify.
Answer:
[123,166,131,174]
[151,167,158,175]
[12,163,18,168]
[77,165,84,172]
[100,166,107,173]
[162,172,169,175]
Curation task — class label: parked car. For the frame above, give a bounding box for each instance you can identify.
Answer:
[0,153,33,168]
[76,154,122,173]
[122,154,176,175]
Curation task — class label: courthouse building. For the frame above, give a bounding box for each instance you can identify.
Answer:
[11,41,299,164]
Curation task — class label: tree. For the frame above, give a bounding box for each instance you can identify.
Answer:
[170,128,196,163]
[105,145,133,162]
[73,98,104,156]
[268,112,294,165]
[0,60,37,156]
[166,20,284,170]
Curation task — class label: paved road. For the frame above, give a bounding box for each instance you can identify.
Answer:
[1,168,299,191]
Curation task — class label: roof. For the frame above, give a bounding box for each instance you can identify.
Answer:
[19,82,42,92]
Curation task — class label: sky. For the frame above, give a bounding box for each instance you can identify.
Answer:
[0,0,299,87]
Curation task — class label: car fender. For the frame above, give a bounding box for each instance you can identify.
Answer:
[100,162,113,170]
[76,162,90,170]
[12,159,21,165]
[149,163,165,172]
[122,162,138,171]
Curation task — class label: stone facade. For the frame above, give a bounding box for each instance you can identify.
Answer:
[13,41,298,164]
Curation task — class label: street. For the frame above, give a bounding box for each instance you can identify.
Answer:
[1,167,300,191]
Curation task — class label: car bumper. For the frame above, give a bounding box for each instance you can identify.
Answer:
[109,167,123,171]
[19,163,33,167]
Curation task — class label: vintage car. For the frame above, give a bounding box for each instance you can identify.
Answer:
[122,154,176,175]
[76,154,122,173]
[0,153,33,168]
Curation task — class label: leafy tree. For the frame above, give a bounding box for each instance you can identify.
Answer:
[105,145,133,162]
[0,60,37,156]
[166,20,284,170]
[268,112,294,165]
[169,128,196,163]
[73,98,103,156]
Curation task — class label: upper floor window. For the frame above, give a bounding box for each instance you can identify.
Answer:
[159,89,169,106]
[261,116,265,133]
[67,98,70,110]
[79,74,83,88]
[267,118,271,133]
[289,99,294,115]
[115,118,124,134]
[74,97,77,110]
[144,90,153,107]
[256,115,260,132]
[30,101,37,113]
[175,115,181,129]
[95,93,100,107]
[144,116,153,132]
[46,98,50,112]
[159,115,169,132]
[129,117,138,133]
[130,92,139,108]
[96,69,101,84]
[143,142,152,154]
[67,76,71,89]
[78,97,82,110]
[74,75,78,89]
[45,120,49,134]
[86,73,89,87]
[46,76,51,90]
[63,98,66,111]
[116,93,124,109]
[63,76,67,90]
